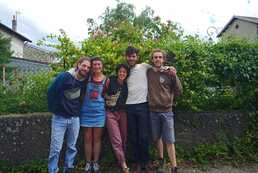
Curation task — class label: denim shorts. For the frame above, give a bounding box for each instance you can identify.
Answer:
[150,112,175,144]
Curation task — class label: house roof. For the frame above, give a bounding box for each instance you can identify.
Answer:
[0,22,32,42]
[217,15,258,37]
[24,42,55,54]
[10,56,50,65]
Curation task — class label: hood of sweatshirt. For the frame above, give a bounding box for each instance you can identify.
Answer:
[67,68,86,81]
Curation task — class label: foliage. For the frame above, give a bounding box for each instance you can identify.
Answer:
[38,1,183,72]
[0,83,22,114]
[19,72,54,112]
[3,1,258,115]
[38,29,81,71]
[176,133,258,166]
[0,32,12,64]
[170,37,258,111]
[0,160,47,173]
[39,2,258,112]
[87,1,183,41]
[0,72,54,115]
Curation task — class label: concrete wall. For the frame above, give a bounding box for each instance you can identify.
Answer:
[222,19,258,41]
[0,111,248,164]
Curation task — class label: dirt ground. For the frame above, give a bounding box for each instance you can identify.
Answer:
[168,165,258,173]
[102,164,258,173]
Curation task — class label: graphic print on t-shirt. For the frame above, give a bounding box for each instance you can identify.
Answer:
[159,76,165,83]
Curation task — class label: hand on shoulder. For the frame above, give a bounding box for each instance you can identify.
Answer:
[163,66,177,77]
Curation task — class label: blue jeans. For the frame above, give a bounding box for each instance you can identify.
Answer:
[48,115,80,173]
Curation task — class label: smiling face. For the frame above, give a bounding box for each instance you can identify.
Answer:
[77,60,91,77]
[91,60,103,74]
[126,53,138,67]
[152,52,165,68]
[117,67,128,82]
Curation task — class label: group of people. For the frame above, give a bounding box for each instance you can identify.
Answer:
[47,46,182,173]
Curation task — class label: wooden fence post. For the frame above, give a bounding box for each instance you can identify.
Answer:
[2,64,6,86]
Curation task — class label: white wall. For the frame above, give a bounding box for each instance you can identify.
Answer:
[0,28,24,58]
[222,19,258,41]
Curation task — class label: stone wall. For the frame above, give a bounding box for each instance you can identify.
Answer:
[0,113,52,164]
[0,111,247,164]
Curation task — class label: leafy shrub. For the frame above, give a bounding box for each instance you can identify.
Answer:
[0,83,23,114]
[0,160,47,173]
[21,72,54,112]
[0,72,54,115]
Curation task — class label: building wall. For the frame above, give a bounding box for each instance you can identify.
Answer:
[222,19,258,41]
[0,28,24,58]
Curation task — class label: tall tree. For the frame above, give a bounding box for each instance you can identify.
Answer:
[100,1,135,34]
[0,33,12,64]
[87,1,183,42]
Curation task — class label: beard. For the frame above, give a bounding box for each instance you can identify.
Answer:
[153,61,163,68]
[127,60,136,67]
[78,70,87,78]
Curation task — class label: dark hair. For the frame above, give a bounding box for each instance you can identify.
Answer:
[125,46,139,56]
[116,63,130,75]
[90,57,103,66]
[75,56,91,69]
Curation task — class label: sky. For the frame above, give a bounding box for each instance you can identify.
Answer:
[0,0,258,43]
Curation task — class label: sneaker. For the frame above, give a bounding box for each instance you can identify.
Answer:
[157,158,165,173]
[171,167,178,173]
[92,162,100,172]
[122,167,130,173]
[84,162,92,173]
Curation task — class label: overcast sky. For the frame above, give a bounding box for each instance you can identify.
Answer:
[0,0,257,43]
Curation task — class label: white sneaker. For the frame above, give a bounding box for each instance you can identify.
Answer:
[92,162,100,172]
[84,162,92,173]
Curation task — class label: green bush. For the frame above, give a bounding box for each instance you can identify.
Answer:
[0,160,47,173]
[0,83,22,114]
[21,72,54,112]
[1,38,258,114]
[38,2,257,112]
[0,72,54,115]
